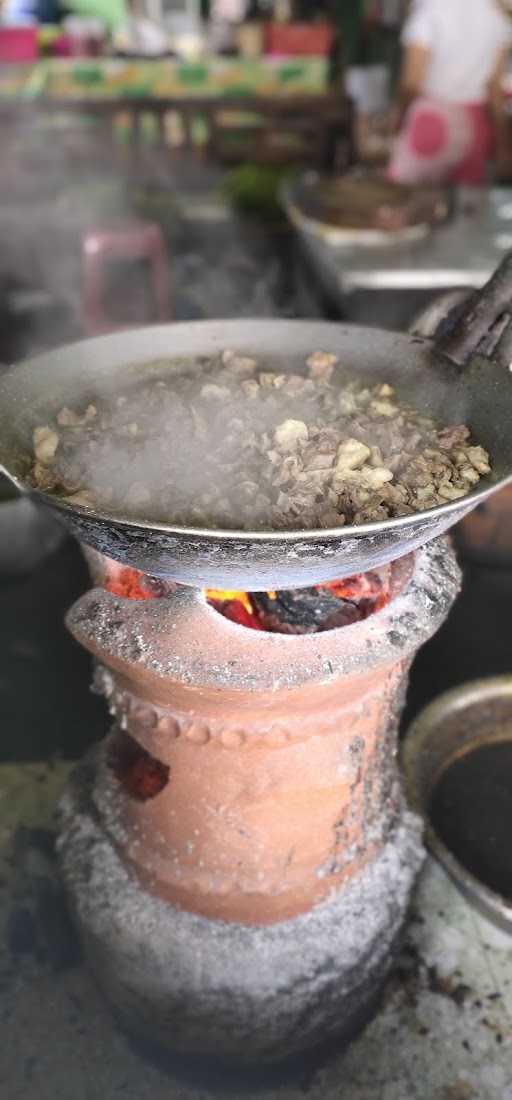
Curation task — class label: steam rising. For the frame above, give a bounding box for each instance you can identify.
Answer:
[30,350,491,532]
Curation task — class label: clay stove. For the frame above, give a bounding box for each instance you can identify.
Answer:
[56,537,460,1067]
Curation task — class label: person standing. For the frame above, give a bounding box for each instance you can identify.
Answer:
[388,0,512,185]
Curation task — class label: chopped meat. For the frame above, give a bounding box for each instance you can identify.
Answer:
[274,419,309,453]
[33,426,59,464]
[466,446,491,475]
[335,438,372,473]
[27,348,491,531]
[306,350,338,383]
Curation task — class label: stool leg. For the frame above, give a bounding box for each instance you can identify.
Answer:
[147,229,172,321]
[152,248,172,321]
[82,249,110,337]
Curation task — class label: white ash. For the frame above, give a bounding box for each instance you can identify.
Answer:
[56,750,424,1064]
[29,350,490,532]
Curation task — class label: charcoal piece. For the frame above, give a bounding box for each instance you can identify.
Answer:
[252,588,360,634]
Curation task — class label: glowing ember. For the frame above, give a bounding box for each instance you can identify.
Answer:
[105,566,156,600]
[100,561,389,630]
[102,562,173,601]
[205,570,390,634]
[205,590,253,615]
[322,575,389,612]
[111,735,169,800]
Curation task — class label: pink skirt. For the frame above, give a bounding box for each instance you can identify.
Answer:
[388,98,494,187]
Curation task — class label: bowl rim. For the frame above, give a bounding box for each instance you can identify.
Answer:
[402,675,512,933]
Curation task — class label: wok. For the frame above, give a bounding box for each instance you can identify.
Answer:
[1,256,512,590]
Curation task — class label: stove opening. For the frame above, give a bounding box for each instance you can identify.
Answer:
[206,569,391,634]
[109,731,169,800]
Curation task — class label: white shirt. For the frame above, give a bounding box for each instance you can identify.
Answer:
[403,0,512,103]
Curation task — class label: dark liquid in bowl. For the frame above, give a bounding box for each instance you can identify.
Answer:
[430,741,512,899]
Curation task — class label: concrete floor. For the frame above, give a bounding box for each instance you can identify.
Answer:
[1,758,512,1100]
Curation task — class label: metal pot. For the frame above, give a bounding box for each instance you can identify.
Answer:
[402,677,512,933]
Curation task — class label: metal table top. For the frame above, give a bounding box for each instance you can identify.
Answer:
[297,187,512,296]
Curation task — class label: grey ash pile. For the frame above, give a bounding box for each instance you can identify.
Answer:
[30,349,490,531]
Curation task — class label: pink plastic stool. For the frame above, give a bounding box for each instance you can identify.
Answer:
[0,27,38,63]
[81,222,171,337]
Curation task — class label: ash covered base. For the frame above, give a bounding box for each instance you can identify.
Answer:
[56,747,424,1068]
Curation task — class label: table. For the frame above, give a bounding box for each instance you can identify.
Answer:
[0,56,331,100]
[0,57,352,174]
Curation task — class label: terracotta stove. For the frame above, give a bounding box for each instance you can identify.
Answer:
[56,538,460,1068]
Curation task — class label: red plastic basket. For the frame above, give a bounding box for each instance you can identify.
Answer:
[264,22,334,58]
[0,27,38,62]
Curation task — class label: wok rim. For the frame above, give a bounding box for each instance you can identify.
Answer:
[9,471,506,545]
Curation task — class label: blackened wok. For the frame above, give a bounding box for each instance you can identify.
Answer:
[1,256,512,589]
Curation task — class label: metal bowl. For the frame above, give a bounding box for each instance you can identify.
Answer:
[402,676,512,932]
[282,171,433,249]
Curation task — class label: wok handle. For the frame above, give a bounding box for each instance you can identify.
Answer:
[434,251,512,368]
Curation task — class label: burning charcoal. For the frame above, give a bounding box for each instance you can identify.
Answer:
[249,574,384,634]
[33,426,59,464]
[254,587,346,632]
